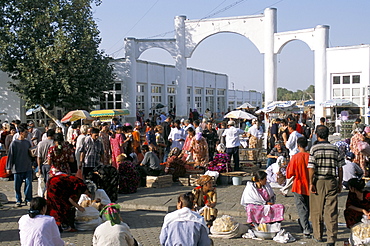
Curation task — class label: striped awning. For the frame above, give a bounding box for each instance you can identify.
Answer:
[90,109,130,117]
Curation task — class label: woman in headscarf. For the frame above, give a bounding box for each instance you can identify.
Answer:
[99,123,111,165]
[190,132,209,168]
[350,128,367,175]
[46,173,87,232]
[164,147,186,181]
[93,203,138,246]
[47,133,74,177]
[110,126,124,169]
[208,143,231,173]
[19,197,64,246]
[266,156,288,187]
[240,171,285,224]
[192,175,217,227]
[116,154,140,194]
[179,127,196,162]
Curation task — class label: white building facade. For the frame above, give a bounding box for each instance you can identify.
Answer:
[326,45,370,122]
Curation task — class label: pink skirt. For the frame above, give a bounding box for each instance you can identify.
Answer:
[246,204,284,223]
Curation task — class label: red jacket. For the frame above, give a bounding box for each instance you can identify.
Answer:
[286,152,310,196]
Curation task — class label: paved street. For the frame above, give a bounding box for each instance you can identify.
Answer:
[0,177,351,246]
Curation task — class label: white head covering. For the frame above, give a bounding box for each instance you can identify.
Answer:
[216,143,226,153]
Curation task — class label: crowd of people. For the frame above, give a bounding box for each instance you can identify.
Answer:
[3,109,370,245]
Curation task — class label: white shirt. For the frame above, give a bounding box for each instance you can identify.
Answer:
[343,159,364,182]
[222,126,244,148]
[93,221,136,246]
[285,131,303,156]
[247,124,263,139]
[195,126,202,134]
[19,214,64,246]
[168,127,186,150]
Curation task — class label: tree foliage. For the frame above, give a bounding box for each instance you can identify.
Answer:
[277,85,315,101]
[0,0,114,112]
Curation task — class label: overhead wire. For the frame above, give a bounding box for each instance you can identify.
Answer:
[107,0,160,57]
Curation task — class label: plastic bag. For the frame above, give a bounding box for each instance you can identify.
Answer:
[37,177,45,197]
[273,229,296,243]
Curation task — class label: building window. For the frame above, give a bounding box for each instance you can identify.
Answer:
[333,89,341,97]
[206,89,214,95]
[352,88,361,96]
[353,75,360,84]
[115,83,122,91]
[167,87,176,94]
[353,97,361,106]
[333,76,340,84]
[195,97,202,112]
[217,89,225,95]
[151,86,162,93]
[137,85,144,93]
[343,76,350,84]
[195,88,202,95]
[342,88,350,96]
[187,88,191,94]
[136,95,145,110]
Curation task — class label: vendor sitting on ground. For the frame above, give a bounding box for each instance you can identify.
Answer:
[266,156,287,188]
[342,152,363,190]
[240,171,285,224]
[137,145,161,186]
[192,175,218,227]
[344,178,370,228]
[207,143,231,173]
[266,140,289,168]
[164,147,186,181]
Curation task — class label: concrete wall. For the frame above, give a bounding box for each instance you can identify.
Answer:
[0,72,23,122]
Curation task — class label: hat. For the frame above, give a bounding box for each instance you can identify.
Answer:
[275,140,283,145]
[227,120,235,126]
[195,132,202,141]
[346,152,355,160]
[28,121,34,125]
[124,123,131,126]
[252,119,257,123]
[196,175,213,186]
[180,118,185,122]
[135,121,141,126]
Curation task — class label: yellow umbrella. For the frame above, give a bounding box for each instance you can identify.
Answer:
[90,109,130,117]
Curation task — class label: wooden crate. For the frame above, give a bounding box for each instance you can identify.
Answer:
[146,175,173,188]
[178,177,190,186]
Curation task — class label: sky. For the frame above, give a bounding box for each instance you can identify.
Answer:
[92,0,370,93]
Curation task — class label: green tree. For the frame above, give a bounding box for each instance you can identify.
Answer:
[0,0,114,122]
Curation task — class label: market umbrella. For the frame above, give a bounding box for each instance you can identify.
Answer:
[90,109,130,117]
[224,110,257,120]
[0,112,7,115]
[150,103,167,110]
[61,110,93,123]
[256,101,296,114]
[303,100,315,107]
[319,99,357,107]
[236,102,256,109]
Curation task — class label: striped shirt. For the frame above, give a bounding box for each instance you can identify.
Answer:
[308,141,344,177]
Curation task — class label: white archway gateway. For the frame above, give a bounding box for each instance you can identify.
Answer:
[124,8,328,125]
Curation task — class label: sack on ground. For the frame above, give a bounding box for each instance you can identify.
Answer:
[75,206,102,230]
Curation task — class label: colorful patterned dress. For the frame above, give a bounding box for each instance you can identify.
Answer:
[100,131,111,165]
[208,153,231,173]
[344,190,370,228]
[110,133,124,169]
[191,137,209,167]
[350,133,366,173]
[117,160,140,194]
[46,174,86,228]
[47,142,74,176]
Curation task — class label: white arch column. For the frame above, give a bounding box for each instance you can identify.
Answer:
[264,8,277,105]
[174,16,187,119]
[124,37,138,123]
[314,25,329,126]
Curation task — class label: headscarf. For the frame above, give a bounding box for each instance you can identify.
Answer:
[169,147,181,157]
[195,132,202,141]
[365,126,370,134]
[276,156,286,167]
[100,203,121,226]
[216,143,226,153]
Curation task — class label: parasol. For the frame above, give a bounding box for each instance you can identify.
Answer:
[90,109,130,117]
[224,110,257,120]
[319,99,357,107]
[236,102,256,109]
[61,110,93,123]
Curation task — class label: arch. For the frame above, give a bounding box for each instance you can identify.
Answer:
[274,28,318,54]
[135,39,177,60]
[184,13,267,58]
[139,47,176,65]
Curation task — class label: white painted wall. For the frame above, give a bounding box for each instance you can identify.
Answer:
[0,72,23,122]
